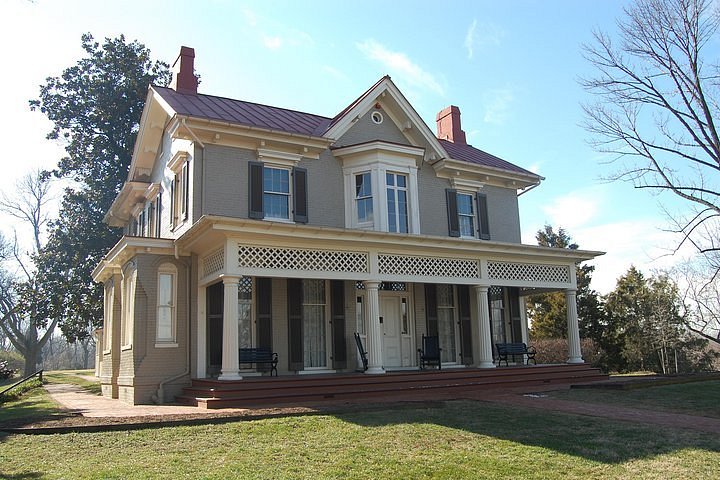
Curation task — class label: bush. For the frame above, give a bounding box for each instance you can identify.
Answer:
[529,338,602,367]
[0,378,43,404]
[0,360,15,380]
[0,350,24,374]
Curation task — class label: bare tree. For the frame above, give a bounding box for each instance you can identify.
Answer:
[0,171,57,374]
[673,258,720,345]
[582,0,720,256]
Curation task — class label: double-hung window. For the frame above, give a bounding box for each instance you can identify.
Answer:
[248,161,308,223]
[168,151,190,229]
[263,167,290,219]
[355,172,373,225]
[156,264,177,345]
[386,172,408,233]
[457,193,475,237]
[446,189,490,240]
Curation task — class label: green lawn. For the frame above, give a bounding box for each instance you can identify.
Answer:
[551,379,720,419]
[1,399,719,479]
[44,369,101,395]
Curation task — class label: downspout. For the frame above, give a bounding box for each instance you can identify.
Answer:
[153,256,193,404]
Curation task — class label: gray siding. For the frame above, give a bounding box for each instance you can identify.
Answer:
[202,144,252,218]
[418,165,451,237]
[484,185,521,243]
[303,151,344,228]
[335,110,409,147]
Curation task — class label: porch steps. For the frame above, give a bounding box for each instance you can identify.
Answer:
[177,364,608,409]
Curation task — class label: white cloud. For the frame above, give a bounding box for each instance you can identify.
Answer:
[482,88,514,125]
[542,190,602,230]
[464,19,478,59]
[464,20,504,60]
[243,8,258,27]
[356,39,445,96]
[263,36,283,50]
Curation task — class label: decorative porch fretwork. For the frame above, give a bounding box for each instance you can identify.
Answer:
[487,261,570,284]
[378,254,480,279]
[237,245,369,273]
[202,247,225,277]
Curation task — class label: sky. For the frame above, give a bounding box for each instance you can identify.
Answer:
[0,0,700,293]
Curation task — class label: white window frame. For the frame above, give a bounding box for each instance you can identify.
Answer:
[103,280,114,354]
[156,263,178,347]
[168,151,190,230]
[385,171,409,234]
[121,263,137,350]
[262,165,292,221]
[457,191,476,238]
[354,171,374,228]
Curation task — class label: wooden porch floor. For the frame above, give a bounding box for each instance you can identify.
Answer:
[177,363,608,409]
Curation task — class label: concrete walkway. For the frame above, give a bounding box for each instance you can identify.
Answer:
[44,384,247,417]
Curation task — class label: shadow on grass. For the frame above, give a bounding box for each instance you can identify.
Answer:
[333,399,720,465]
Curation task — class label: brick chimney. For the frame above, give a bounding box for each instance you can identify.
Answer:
[436,105,467,144]
[170,46,198,95]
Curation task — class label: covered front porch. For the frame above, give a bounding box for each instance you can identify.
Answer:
[183,216,603,382]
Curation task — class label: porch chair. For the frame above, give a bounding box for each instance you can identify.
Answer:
[418,335,442,370]
[354,332,369,372]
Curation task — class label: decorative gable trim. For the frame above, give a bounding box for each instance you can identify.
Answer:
[325,77,446,162]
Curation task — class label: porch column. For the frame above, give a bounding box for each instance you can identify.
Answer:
[219,276,242,380]
[473,285,495,368]
[565,289,584,364]
[364,280,385,374]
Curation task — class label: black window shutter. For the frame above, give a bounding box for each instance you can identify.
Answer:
[508,287,523,343]
[256,278,273,350]
[287,278,304,371]
[330,280,347,370]
[424,284,439,336]
[248,161,264,219]
[446,189,460,237]
[293,167,308,223]
[182,160,190,221]
[476,192,490,240]
[458,285,473,365]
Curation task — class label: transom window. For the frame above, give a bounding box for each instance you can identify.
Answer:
[457,193,475,237]
[355,172,373,224]
[386,172,408,233]
[263,167,290,219]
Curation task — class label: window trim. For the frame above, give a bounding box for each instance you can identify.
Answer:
[103,280,114,354]
[385,171,409,234]
[155,263,178,346]
[456,191,476,238]
[354,171,374,227]
[262,165,292,221]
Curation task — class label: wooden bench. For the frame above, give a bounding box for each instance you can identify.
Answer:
[354,332,368,372]
[418,335,442,370]
[239,348,279,376]
[495,343,537,366]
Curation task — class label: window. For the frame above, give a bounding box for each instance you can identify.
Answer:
[155,194,162,237]
[302,279,327,368]
[355,173,373,225]
[103,281,114,352]
[446,189,490,240]
[457,193,475,237]
[169,156,190,229]
[156,264,177,344]
[121,263,137,348]
[436,284,457,363]
[386,172,408,233]
[248,162,308,223]
[263,167,290,219]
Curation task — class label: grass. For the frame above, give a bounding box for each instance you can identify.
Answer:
[0,400,718,479]
[0,383,62,425]
[551,379,720,419]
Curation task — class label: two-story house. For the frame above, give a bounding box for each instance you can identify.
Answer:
[92,47,603,405]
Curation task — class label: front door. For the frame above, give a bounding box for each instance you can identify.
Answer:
[381,296,402,368]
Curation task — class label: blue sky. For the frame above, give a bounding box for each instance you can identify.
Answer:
[1,0,692,292]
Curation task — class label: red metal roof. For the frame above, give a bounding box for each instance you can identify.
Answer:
[154,86,332,137]
[439,139,538,177]
[153,85,537,178]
